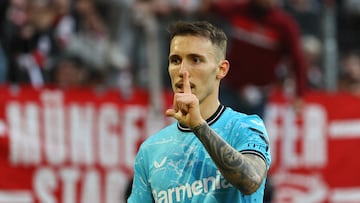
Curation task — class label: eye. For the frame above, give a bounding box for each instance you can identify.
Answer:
[192,56,202,64]
[193,57,201,63]
[169,56,181,65]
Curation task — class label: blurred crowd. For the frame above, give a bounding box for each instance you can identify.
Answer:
[0,0,360,97]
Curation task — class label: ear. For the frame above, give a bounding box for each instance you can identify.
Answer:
[216,60,230,80]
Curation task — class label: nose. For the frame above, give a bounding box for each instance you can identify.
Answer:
[179,61,189,77]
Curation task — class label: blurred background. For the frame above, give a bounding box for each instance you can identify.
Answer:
[1,0,360,203]
[1,0,359,94]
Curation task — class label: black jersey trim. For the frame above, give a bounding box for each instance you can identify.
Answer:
[240,150,267,164]
[178,104,225,132]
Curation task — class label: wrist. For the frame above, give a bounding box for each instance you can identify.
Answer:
[191,121,207,133]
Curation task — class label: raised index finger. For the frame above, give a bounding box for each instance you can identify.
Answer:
[183,71,191,94]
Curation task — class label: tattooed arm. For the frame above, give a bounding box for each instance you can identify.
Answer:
[192,122,267,195]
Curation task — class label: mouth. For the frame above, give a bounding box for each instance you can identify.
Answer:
[175,82,195,93]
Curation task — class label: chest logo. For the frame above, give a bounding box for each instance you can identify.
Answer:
[154,157,167,168]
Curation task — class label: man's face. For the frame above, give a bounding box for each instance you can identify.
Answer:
[168,35,220,104]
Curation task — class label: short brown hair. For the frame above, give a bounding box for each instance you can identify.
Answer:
[168,21,228,59]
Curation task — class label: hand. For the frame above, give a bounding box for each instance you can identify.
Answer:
[165,71,205,128]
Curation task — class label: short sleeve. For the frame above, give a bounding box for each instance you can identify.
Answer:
[233,115,271,169]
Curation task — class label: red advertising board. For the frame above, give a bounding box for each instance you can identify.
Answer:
[0,86,173,203]
[267,91,360,203]
[1,86,360,203]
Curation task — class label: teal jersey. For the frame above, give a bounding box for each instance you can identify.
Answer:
[128,105,271,203]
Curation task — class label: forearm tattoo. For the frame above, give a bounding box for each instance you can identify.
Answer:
[192,123,267,194]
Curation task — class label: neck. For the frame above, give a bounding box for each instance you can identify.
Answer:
[200,97,221,121]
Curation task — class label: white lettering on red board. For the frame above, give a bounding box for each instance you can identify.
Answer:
[4,90,167,202]
[7,91,156,167]
[33,167,127,203]
[265,103,328,169]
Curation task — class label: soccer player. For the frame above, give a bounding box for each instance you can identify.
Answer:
[128,21,271,202]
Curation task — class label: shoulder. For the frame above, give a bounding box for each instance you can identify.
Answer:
[223,107,264,124]
[222,107,267,134]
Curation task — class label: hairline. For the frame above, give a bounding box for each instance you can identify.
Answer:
[168,21,227,60]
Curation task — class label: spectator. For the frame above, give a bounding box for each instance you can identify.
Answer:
[0,0,9,83]
[0,44,7,83]
[52,0,77,48]
[3,0,60,87]
[302,34,323,89]
[283,0,322,38]
[337,0,360,53]
[50,54,89,89]
[338,51,360,96]
[1,0,30,84]
[203,0,308,118]
[64,0,130,88]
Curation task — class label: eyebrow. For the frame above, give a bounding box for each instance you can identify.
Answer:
[168,54,179,60]
[169,53,205,59]
[188,53,204,58]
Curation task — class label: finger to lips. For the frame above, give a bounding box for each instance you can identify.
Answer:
[179,71,191,115]
[183,71,191,94]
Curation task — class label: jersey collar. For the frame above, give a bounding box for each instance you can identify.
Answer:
[177,104,226,132]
